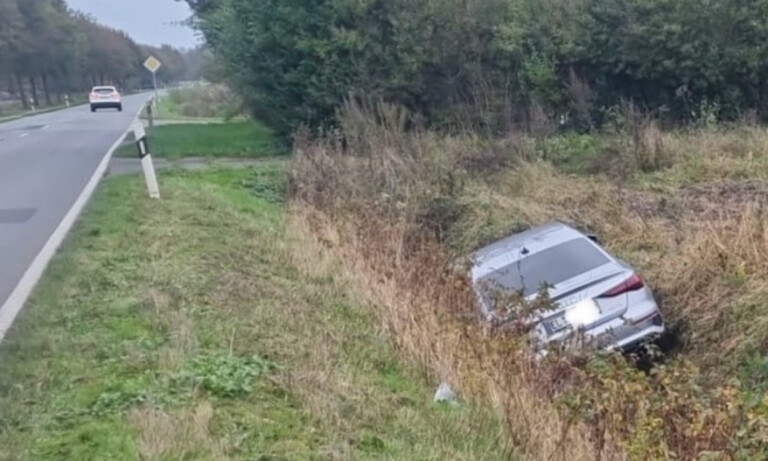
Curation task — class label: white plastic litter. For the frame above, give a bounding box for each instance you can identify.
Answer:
[433,381,459,406]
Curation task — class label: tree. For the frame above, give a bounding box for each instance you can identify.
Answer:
[0,0,27,106]
[189,0,526,134]
[185,0,768,132]
[0,0,189,107]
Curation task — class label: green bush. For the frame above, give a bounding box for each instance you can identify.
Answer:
[539,134,603,173]
[187,0,768,133]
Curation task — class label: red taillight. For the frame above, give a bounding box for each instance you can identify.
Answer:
[600,274,644,297]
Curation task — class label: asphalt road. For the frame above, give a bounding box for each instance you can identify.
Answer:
[0,93,150,312]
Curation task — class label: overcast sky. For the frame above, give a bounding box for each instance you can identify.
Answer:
[66,0,199,48]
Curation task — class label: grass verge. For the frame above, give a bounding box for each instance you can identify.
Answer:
[0,162,511,460]
[115,121,280,160]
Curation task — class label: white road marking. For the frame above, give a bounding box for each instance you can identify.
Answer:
[0,100,150,344]
[40,125,50,131]
[18,133,29,138]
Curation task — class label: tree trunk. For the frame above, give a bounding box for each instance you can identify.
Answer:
[16,73,29,109]
[42,74,52,106]
[29,76,39,107]
[8,77,19,98]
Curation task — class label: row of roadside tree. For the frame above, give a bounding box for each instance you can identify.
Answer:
[0,0,191,110]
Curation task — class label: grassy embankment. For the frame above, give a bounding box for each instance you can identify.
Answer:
[118,85,280,160]
[0,125,510,460]
[290,103,768,460]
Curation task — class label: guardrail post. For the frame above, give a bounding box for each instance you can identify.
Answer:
[132,121,160,199]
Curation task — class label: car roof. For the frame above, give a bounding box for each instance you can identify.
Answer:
[472,222,597,280]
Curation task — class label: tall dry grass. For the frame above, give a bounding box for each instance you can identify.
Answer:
[289,101,768,459]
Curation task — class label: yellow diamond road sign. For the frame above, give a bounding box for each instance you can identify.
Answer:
[144,56,162,73]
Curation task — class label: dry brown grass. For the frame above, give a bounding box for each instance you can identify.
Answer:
[660,208,768,362]
[157,310,198,373]
[290,209,611,460]
[289,102,768,459]
[129,402,220,460]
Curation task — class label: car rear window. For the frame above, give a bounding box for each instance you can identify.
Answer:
[481,238,610,296]
[94,88,115,94]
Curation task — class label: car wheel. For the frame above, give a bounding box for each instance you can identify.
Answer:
[91,106,96,112]
[118,105,123,112]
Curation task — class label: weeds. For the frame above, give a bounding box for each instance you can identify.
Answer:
[163,84,242,120]
[178,355,277,398]
[290,99,768,459]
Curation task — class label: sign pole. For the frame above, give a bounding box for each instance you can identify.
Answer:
[143,55,163,108]
[152,71,158,105]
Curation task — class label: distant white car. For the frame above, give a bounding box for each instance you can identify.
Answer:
[89,86,122,112]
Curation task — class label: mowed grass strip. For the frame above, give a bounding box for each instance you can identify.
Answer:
[116,121,280,160]
[0,163,510,460]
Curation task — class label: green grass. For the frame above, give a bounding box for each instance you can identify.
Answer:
[154,96,220,122]
[0,163,511,460]
[116,121,281,160]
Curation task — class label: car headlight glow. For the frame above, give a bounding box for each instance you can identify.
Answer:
[565,299,600,327]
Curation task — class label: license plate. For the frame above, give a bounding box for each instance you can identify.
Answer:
[100,95,111,99]
[544,315,569,335]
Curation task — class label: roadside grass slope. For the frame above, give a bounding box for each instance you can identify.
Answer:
[0,163,511,460]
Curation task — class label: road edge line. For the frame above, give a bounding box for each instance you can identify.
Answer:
[0,99,149,344]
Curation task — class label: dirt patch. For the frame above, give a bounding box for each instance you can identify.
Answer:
[675,180,768,220]
[618,187,668,220]
[620,180,768,225]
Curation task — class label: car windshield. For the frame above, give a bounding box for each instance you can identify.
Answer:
[481,238,609,297]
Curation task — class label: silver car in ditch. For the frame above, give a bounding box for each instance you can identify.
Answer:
[470,222,665,352]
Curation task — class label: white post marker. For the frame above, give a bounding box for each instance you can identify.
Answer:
[133,120,160,199]
[143,55,162,104]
